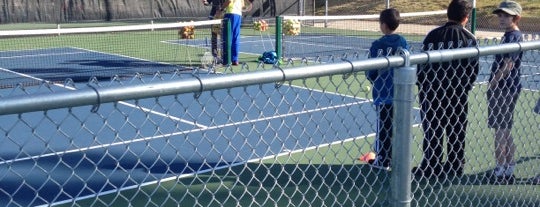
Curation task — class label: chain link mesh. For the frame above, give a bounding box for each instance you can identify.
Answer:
[1,40,539,207]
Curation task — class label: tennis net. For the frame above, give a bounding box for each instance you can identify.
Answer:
[0,19,223,88]
[277,10,447,61]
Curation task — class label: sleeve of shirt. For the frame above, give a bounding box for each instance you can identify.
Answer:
[366,41,381,82]
[502,32,522,61]
[416,33,435,85]
[465,35,479,90]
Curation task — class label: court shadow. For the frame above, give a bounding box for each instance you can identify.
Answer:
[211,163,394,207]
[423,154,540,187]
[201,161,540,206]
[66,59,177,69]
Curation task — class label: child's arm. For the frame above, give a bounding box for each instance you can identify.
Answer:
[489,57,514,89]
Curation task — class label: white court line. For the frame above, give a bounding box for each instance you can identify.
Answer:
[281,35,370,51]
[283,39,358,50]
[0,51,87,59]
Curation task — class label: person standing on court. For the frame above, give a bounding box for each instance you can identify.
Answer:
[487,0,523,184]
[203,0,224,61]
[414,0,479,178]
[361,8,409,170]
[221,0,244,66]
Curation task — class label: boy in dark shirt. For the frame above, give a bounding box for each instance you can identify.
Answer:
[414,0,479,178]
[487,0,523,184]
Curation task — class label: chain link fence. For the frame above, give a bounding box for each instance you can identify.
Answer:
[0,39,539,206]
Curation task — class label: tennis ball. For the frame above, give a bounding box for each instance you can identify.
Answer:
[363,85,371,92]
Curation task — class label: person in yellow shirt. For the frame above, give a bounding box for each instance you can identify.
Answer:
[221,0,251,65]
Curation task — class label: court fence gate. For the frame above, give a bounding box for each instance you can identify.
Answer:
[0,40,539,206]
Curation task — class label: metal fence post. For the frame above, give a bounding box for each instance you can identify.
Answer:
[391,49,415,207]
[222,18,232,65]
[275,16,283,64]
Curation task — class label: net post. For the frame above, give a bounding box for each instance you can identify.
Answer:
[391,49,415,207]
[275,16,283,65]
[223,18,232,65]
[227,18,232,65]
[298,0,304,16]
[324,0,328,27]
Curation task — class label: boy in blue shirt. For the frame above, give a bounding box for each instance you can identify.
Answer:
[361,8,409,170]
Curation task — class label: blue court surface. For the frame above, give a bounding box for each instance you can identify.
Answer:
[0,47,398,206]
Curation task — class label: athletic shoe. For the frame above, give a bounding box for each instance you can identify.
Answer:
[505,163,516,176]
[490,174,515,185]
[213,57,223,65]
[531,175,540,185]
[487,166,515,184]
[488,165,505,177]
[357,152,390,171]
[368,158,391,171]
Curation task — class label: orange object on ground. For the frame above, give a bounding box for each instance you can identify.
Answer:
[358,152,376,163]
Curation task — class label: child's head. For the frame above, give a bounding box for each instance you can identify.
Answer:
[493,1,522,30]
[493,0,522,17]
[447,0,472,23]
[379,8,400,34]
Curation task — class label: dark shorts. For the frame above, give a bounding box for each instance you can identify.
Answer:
[487,89,519,129]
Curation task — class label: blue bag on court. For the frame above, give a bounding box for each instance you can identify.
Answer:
[258,51,278,64]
